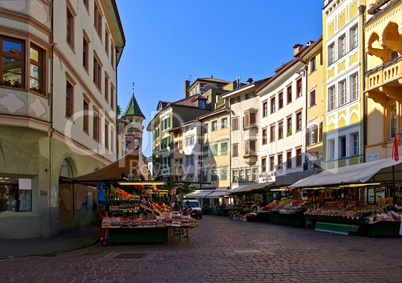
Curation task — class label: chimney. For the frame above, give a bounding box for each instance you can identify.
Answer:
[184,80,190,98]
[293,44,303,57]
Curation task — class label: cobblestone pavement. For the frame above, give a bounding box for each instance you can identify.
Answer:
[1,216,402,283]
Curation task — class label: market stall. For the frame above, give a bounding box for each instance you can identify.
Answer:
[289,158,402,237]
[61,150,199,245]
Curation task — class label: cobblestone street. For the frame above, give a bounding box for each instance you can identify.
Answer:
[2,215,402,283]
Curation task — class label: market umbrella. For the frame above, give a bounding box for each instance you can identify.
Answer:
[97,182,106,204]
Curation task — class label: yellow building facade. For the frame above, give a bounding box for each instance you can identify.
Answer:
[364,0,402,160]
[322,0,366,169]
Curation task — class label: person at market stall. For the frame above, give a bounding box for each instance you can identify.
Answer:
[171,200,179,211]
[183,200,193,215]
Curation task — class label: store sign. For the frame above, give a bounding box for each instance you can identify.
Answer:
[259,173,274,182]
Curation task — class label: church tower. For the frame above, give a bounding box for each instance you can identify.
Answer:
[118,83,146,158]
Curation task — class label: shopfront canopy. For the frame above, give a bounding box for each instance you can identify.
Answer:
[229,181,275,195]
[290,158,402,188]
[60,150,149,186]
[206,190,231,198]
[184,190,215,199]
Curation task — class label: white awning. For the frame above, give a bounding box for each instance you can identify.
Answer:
[206,190,231,198]
[229,181,275,194]
[290,158,402,188]
[184,190,214,198]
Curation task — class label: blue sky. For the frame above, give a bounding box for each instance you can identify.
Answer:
[115,0,324,157]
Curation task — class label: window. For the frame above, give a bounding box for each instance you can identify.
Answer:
[310,56,316,73]
[270,96,276,113]
[270,125,275,142]
[278,92,283,109]
[328,42,335,65]
[245,140,256,155]
[309,89,316,107]
[246,169,251,181]
[351,73,358,101]
[83,36,89,71]
[105,26,109,56]
[94,2,102,38]
[350,25,358,50]
[93,108,100,141]
[278,121,284,140]
[339,136,347,158]
[390,105,397,139]
[110,129,115,153]
[261,157,267,173]
[232,144,238,157]
[104,74,109,102]
[328,139,335,160]
[269,156,275,171]
[328,86,336,111]
[278,154,283,169]
[111,42,115,67]
[243,111,256,128]
[199,100,206,109]
[338,34,346,58]
[263,101,268,117]
[66,6,75,48]
[351,132,359,156]
[30,44,44,92]
[296,78,302,97]
[239,169,245,182]
[211,143,218,156]
[110,84,115,111]
[212,120,218,131]
[105,122,109,149]
[221,117,228,129]
[185,155,194,166]
[262,128,267,145]
[66,80,74,118]
[287,85,292,104]
[161,117,170,131]
[231,118,238,130]
[220,167,228,181]
[232,170,238,182]
[0,177,32,212]
[185,174,194,182]
[1,37,23,87]
[287,116,292,136]
[296,111,302,132]
[339,80,347,106]
[201,169,208,182]
[83,99,89,133]
[252,168,258,181]
[221,141,228,155]
[296,148,302,167]
[286,151,292,169]
[202,145,209,157]
[93,55,102,89]
[211,168,217,181]
[185,135,194,146]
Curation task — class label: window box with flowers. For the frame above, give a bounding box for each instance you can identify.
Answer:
[30,87,45,95]
[287,128,292,136]
[1,79,22,88]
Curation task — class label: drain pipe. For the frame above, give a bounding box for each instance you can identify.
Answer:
[48,0,55,236]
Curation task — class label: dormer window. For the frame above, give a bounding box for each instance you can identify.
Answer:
[199,100,206,109]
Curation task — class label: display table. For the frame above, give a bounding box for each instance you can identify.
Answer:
[101,221,198,245]
[269,210,306,227]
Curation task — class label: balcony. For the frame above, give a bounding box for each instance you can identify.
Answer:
[365,56,402,96]
[243,152,257,165]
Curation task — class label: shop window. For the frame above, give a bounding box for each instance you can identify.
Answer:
[0,177,32,212]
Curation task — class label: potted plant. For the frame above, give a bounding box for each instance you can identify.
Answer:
[12,80,22,88]
[2,79,12,86]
